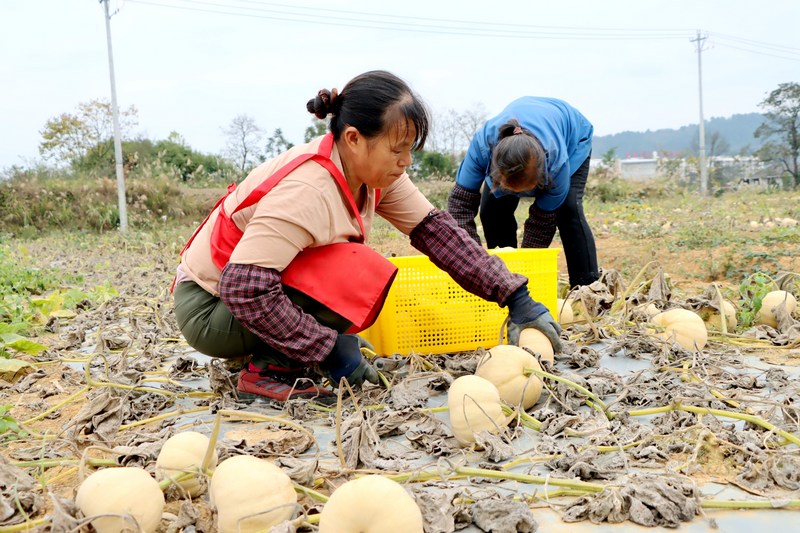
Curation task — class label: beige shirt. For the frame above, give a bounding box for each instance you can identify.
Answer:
[180,136,434,295]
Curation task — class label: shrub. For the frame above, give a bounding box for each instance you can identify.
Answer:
[0,176,213,233]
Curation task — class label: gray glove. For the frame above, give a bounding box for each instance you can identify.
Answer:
[508,313,563,353]
[320,334,381,387]
[506,285,563,352]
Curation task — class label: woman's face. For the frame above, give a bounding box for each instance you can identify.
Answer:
[350,120,415,189]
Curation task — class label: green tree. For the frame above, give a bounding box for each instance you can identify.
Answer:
[74,135,237,183]
[38,99,138,166]
[304,118,328,142]
[657,158,684,182]
[754,82,800,188]
[415,151,457,180]
[264,128,294,160]
[592,148,618,179]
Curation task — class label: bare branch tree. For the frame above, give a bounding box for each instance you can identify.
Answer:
[222,114,263,172]
[428,103,488,159]
[456,102,488,149]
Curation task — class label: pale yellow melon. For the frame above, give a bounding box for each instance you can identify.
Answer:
[650,308,707,350]
[319,475,423,533]
[518,327,555,364]
[76,467,165,533]
[447,375,507,445]
[477,345,543,409]
[155,431,218,497]
[557,298,575,324]
[210,455,297,533]
[698,300,737,332]
[755,290,797,328]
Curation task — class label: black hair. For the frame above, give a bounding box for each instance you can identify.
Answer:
[490,119,547,191]
[306,70,429,151]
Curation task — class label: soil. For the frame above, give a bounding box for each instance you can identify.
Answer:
[2,190,800,532]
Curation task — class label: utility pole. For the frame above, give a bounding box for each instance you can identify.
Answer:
[101,0,128,231]
[691,30,708,196]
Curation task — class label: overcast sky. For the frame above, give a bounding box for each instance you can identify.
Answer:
[2,0,799,168]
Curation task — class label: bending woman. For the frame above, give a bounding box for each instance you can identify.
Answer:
[448,96,599,288]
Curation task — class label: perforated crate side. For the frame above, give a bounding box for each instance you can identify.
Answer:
[360,248,558,355]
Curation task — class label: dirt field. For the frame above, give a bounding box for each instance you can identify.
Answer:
[1,185,800,532]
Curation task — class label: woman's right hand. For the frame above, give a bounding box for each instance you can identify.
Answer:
[505,285,563,352]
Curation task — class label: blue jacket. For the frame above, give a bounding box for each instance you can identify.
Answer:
[455,97,593,212]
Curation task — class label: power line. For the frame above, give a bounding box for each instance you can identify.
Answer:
[709,32,800,54]
[200,0,695,34]
[711,41,800,62]
[127,0,800,59]
[126,0,695,40]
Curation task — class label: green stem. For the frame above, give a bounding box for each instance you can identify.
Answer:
[593,440,644,453]
[202,411,222,473]
[294,483,329,503]
[501,404,542,431]
[701,499,800,509]
[532,488,595,499]
[524,367,609,414]
[21,386,90,425]
[626,403,800,447]
[678,404,800,447]
[13,457,117,469]
[158,470,197,491]
[455,466,605,492]
[385,471,467,484]
[421,405,449,413]
[0,518,50,532]
[119,406,209,430]
[626,405,674,417]
[502,454,562,470]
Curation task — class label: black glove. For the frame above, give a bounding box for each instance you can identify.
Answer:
[505,285,563,352]
[320,334,380,387]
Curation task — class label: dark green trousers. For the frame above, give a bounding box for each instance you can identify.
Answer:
[172,280,351,368]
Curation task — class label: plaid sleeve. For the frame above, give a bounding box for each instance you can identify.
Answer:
[410,209,527,306]
[446,183,482,245]
[522,202,558,248]
[218,262,336,364]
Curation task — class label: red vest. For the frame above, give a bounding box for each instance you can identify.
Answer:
[178,134,396,332]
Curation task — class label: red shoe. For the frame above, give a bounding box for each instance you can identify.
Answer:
[237,363,335,403]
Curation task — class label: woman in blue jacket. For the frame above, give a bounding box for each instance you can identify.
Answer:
[447,96,599,288]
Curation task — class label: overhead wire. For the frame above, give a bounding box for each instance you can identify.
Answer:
[710,41,800,62]
[191,0,694,34]
[125,0,695,40]
[708,32,800,54]
[125,0,800,62]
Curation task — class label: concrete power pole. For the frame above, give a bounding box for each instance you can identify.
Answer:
[691,30,709,196]
[101,0,128,231]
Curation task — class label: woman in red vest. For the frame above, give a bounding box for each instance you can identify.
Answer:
[173,70,560,403]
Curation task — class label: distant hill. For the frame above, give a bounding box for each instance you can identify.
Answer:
[593,113,766,159]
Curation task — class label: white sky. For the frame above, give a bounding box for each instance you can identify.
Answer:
[1,0,799,168]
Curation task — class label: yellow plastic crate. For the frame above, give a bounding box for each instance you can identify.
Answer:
[360,248,558,355]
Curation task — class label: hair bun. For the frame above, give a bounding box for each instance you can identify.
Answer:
[306,88,339,119]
